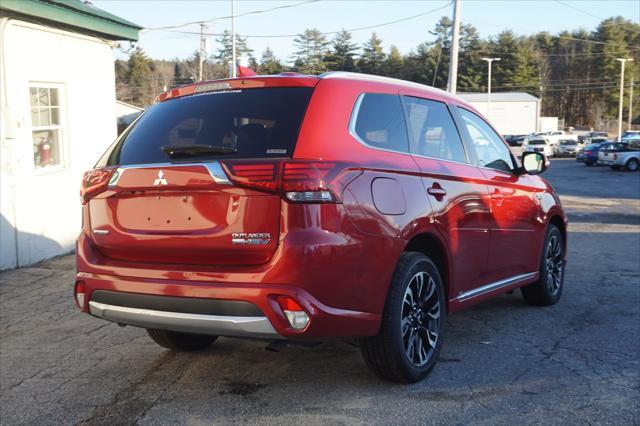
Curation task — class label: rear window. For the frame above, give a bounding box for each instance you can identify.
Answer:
[101,87,313,166]
[529,139,546,145]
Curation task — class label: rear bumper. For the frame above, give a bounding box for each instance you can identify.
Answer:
[89,301,280,339]
[76,272,380,340]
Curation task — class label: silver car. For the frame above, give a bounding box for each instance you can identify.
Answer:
[554,139,579,157]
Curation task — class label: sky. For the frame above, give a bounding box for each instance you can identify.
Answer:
[93,0,640,63]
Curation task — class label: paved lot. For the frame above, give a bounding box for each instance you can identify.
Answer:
[1,158,639,425]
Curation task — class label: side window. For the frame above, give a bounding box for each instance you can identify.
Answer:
[457,108,514,172]
[352,94,409,153]
[403,96,467,163]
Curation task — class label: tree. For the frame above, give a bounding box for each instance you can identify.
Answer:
[291,28,330,74]
[214,30,253,66]
[126,47,154,106]
[383,45,404,78]
[358,32,386,75]
[325,29,358,71]
[259,47,284,74]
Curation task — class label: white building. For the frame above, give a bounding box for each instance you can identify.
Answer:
[458,92,540,135]
[0,0,140,269]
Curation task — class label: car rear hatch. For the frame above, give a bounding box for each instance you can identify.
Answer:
[84,78,317,266]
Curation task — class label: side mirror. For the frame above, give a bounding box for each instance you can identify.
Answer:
[521,151,547,175]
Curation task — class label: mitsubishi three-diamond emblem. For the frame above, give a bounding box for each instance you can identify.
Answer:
[153,170,168,186]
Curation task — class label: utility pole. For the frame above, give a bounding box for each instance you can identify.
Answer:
[481,57,500,120]
[629,78,634,131]
[447,0,461,94]
[616,58,633,141]
[198,23,207,82]
[230,0,237,78]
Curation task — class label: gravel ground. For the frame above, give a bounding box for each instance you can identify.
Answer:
[1,158,639,425]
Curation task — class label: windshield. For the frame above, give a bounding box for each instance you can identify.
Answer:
[560,140,576,145]
[529,139,546,145]
[99,87,314,166]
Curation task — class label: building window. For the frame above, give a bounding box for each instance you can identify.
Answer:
[29,86,63,169]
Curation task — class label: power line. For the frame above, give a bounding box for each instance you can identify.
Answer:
[143,0,321,32]
[159,2,453,38]
[553,0,604,21]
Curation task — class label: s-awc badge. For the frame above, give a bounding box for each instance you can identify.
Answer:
[231,233,272,245]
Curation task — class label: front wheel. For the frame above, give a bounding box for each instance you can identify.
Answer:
[521,225,565,306]
[625,158,639,172]
[360,252,446,383]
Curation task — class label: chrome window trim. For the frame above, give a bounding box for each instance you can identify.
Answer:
[453,272,537,303]
[89,301,281,339]
[348,93,473,169]
[108,161,231,187]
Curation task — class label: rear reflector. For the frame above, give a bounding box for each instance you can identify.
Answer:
[276,296,309,330]
[74,281,86,309]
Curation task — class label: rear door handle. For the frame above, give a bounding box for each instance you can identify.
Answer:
[427,184,447,198]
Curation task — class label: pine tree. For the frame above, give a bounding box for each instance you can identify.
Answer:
[291,28,330,74]
[358,32,386,75]
[214,30,254,66]
[325,30,358,71]
[127,47,154,106]
[259,47,284,75]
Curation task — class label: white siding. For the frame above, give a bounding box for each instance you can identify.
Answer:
[465,100,538,135]
[0,19,117,269]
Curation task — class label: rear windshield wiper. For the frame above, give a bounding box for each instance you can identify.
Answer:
[161,144,237,158]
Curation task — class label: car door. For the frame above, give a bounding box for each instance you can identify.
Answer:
[454,107,542,283]
[401,95,493,297]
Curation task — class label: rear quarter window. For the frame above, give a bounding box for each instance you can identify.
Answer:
[351,93,409,153]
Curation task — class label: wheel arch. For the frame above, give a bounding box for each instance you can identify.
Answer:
[548,214,567,253]
[403,232,451,303]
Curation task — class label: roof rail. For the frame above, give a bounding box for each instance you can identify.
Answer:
[318,71,451,96]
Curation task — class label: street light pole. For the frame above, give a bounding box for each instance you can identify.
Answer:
[230,0,237,78]
[481,57,501,120]
[616,58,633,141]
[629,78,634,131]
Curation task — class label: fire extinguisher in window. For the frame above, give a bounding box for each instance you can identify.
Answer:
[37,133,53,166]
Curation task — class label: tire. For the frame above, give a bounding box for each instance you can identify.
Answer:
[360,252,446,383]
[521,225,564,306]
[625,158,639,172]
[147,329,217,351]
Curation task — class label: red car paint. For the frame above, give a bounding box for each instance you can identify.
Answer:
[76,73,566,341]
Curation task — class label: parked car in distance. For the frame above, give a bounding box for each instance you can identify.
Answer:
[578,131,608,144]
[554,139,579,157]
[576,141,608,166]
[598,141,639,171]
[544,130,578,147]
[621,130,640,143]
[504,134,526,146]
[74,72,567,383]
[523,137,554,157]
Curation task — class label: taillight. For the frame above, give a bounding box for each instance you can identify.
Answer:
[221,161,279,193]
[222,160,360,204]
[282,161,339,202]
[74,280,86,310]
[276,296,309,330]
[584,151,592,154]
[80,167,117,204]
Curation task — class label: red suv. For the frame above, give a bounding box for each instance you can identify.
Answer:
[75,72,566,383]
